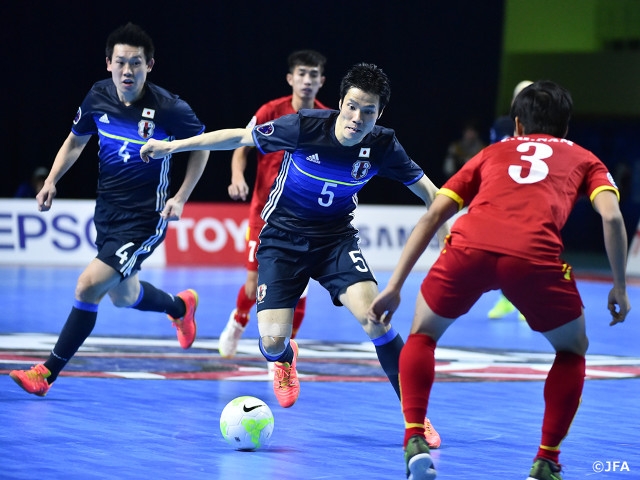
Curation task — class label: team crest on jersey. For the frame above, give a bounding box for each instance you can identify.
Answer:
[256,284,267,302]
[351,160,371,180]
[138,120,155,139]
[73,107,82,125]
[256,122,275,136]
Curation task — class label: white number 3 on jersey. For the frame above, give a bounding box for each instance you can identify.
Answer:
[509,142,551,184]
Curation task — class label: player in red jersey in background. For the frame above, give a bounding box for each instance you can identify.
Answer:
[219,50,329,358]
[368,80,630,480]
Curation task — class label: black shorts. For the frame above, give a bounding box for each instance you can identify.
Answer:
[94,200,167,278]
[255,224,377,311]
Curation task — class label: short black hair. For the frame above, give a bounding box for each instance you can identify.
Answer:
[510,80,572,138]
[287,50,327,74]
[105,22,154,63]
[339,63,391,112]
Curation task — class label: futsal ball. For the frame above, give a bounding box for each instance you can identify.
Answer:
[219,396,274,450]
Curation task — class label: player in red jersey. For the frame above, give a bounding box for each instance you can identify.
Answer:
[486,80,532,321]
[368,80,631,480]
[219,50,329,358]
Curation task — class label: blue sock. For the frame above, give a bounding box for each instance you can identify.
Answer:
[44,301,98,382]
[371,328,404,399]
[130,281,184,318]
[259,337,293,363]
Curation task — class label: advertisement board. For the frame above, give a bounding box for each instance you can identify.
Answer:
[0,199,456,270]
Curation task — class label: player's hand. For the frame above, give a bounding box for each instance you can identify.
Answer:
[367,287,401,325]
[608,286,630,326]
[228,180,250,201]
[161,198,184,221]
[140,139,171,163]
[36,182,56,212]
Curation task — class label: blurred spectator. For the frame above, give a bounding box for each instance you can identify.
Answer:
[489,80,533,144]
[443,120,485,178]
[15,166,48,198]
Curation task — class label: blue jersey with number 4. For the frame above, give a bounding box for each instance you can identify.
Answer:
[252,109,424,237]
[72,79,205,212]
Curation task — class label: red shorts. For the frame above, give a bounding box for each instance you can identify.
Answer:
[244,222,265,271]
[420,242,583,332]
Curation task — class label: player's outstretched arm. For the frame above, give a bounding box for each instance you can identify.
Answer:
[37,132,91,212]
[140,128,255,162]
[407,175,451,246]
[593,190,631,325]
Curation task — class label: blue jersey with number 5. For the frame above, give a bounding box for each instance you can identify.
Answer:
[252,109,423,237]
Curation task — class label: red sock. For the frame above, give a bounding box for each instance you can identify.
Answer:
[399,333,437,447]
[292,296,306,339]
[536,351,586,464]
[234,285,255,327]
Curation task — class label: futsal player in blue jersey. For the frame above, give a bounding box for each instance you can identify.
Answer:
[141,63,447,447]
[9,23,209,397]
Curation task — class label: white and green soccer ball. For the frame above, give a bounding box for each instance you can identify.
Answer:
[219,396,275,450]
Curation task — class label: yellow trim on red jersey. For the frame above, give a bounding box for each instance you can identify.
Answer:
[437,188,465,211]
[589,185,619,202]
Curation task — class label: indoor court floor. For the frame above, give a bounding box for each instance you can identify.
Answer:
[1,264,638,479]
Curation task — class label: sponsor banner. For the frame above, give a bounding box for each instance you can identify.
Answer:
[0,200,460,269]
[354,205,437,270]
[164,202,248,266]
[168,203,448,269]
[0,199,164,266]
[354,204,463,271]
[0,198,98,266]
[0,199,248,267]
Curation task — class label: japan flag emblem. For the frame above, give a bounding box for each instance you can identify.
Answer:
[256,284,267,302]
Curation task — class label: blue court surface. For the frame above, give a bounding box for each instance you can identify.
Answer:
[1,264,638,479]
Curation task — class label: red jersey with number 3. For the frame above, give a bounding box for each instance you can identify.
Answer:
[246,95,329,228]
[439,134,619,261]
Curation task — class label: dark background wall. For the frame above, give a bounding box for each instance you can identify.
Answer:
[4,1,638,254]
[0,0,505,205]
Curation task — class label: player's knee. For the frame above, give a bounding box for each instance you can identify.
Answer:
[74,277,103,304]
[108,290,138,308]
[575,334,589,356]
[554,333,589,356]
[362,318,390,339]
[260,336,288,357]
[74,283,87,301]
